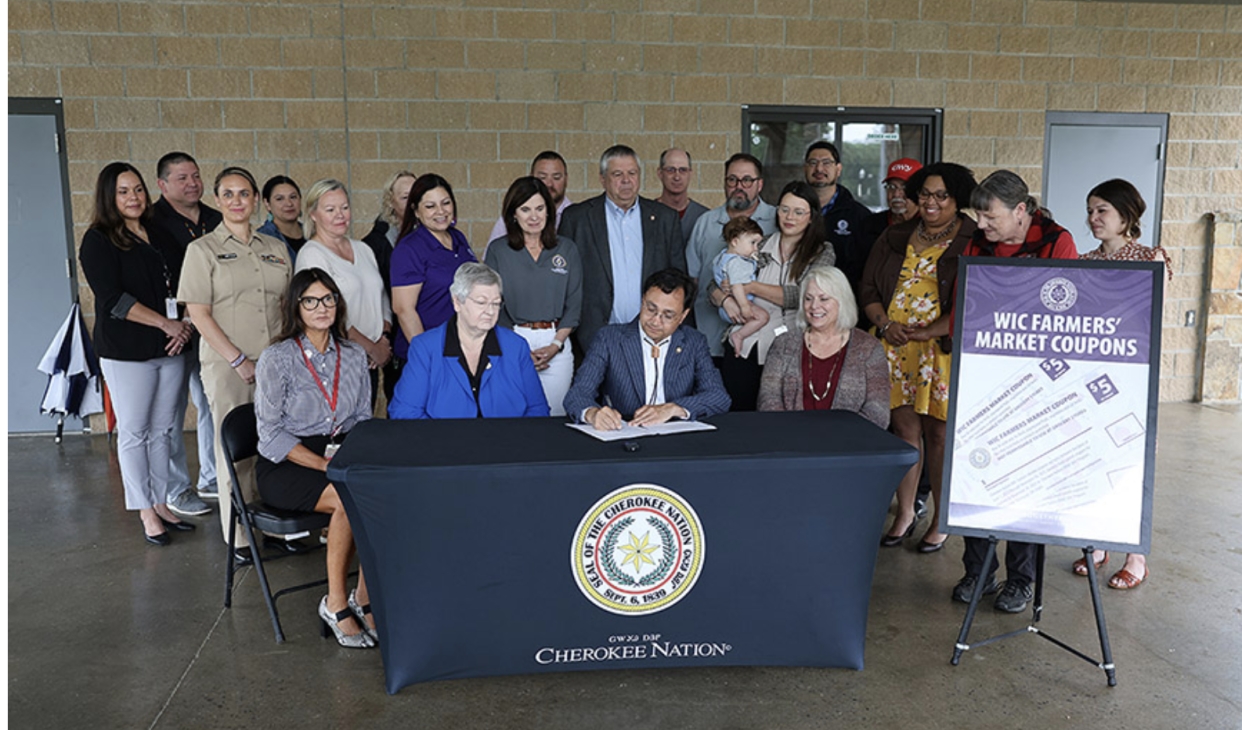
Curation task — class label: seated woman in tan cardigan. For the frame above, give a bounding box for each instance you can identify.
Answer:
[756,265,889,429]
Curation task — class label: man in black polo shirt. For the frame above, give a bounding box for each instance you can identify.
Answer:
[152,152,222,519]
[152,152,222,247]
[803,141,872,293]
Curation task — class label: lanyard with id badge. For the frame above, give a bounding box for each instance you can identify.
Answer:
[136,230,181,323]
[298,336,344,460]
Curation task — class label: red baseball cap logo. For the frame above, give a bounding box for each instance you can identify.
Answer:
[883,158,923,183]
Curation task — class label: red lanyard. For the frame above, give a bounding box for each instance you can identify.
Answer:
[299,337,340,415]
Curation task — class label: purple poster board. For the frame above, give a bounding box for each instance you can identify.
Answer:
[942,258,1163,552]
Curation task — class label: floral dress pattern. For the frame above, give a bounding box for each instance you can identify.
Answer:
[884,240,952,419]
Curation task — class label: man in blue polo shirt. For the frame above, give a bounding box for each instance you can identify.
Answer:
[804,141,871,292]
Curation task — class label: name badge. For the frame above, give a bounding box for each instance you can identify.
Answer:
[774,325,789,337]
[165,298,179,320]
[216,253,238,260]
[324,443,341,461]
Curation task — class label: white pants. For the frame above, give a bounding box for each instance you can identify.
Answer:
[168,350,217,494]
[513,326,573,417]
[100,356,186,511]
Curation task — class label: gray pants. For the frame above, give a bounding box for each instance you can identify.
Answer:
[168,350,216,494]
[99,356,186,511]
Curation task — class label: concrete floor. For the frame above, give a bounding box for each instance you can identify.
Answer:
[8,402,1241,730]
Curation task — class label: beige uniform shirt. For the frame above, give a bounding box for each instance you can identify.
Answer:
[178,226,291,364]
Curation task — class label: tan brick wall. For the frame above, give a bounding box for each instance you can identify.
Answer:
[10,0,1242,405]
[1201,214,1242,401]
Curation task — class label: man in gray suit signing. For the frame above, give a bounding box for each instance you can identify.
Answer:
[563,268,730,430]
[558,145,686,352]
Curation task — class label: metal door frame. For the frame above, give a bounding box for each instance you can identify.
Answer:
[9,97,79,295]
[9,97,85,434]
[742,104,944,163]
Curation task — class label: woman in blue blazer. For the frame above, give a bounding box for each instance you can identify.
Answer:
[388,263,549,419]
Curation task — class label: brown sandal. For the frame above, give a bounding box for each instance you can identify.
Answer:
[1108,567,1146,590]
[1072,551,1108,576]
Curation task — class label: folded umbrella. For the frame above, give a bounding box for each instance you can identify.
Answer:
[37,303,105,438]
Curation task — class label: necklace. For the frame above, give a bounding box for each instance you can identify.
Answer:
[804,333,848,402]
[916,217,961,244]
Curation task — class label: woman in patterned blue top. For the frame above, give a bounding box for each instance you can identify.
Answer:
[254,268,376,649]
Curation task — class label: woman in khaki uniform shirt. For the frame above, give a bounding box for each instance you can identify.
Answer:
[178,166,291,547]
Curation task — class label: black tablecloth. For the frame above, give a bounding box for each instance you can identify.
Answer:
[328,411,918,693]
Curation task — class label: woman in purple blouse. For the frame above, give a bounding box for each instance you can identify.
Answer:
[389,174,476,375]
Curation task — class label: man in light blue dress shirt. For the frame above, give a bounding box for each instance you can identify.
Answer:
[559,145,685,352]
[604,185,644,326]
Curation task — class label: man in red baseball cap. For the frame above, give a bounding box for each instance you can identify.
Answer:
[864,158,923,239]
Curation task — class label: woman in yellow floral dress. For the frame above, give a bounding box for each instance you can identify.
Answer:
[860,163,977,552]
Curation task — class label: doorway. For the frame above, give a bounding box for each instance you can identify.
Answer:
[743,105,943,212]
[8,98,82,434]
[1042,111,1170,253]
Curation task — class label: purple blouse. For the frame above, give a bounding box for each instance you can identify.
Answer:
[390,225,476,360]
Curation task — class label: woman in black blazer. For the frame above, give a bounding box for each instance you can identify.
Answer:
[79,162,196,546]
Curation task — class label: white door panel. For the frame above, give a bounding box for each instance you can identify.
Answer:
[1044,113,1168,254]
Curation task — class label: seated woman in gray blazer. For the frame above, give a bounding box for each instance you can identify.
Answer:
[757,265,890,429]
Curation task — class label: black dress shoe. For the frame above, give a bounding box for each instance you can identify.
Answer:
[263,535,313,554]
[159,516,196,532]
[232,546,253,566]
[144,530,171,547]
[880,515,918,547]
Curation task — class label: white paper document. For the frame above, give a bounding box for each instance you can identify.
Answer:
[565,420,717,442]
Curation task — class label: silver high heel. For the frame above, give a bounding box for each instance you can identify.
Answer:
[318,596,374,649]
[348,589,378,643]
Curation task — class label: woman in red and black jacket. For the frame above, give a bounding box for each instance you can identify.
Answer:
[79,162,196,547]
[952,170,1079,615]
[968,170,1077,260]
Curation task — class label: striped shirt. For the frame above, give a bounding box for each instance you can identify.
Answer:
[255,336,373,462]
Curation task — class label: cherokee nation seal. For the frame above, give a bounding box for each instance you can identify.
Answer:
[1040,276,1078,313]
[571,484,705,616]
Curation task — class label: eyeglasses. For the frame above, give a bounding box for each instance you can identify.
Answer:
[661,166,690,175]
[725,175,760,188]
[778,206,811,218]
[883,182,906,192]
[299,294,338,310]
[642,302,683,324]
[918,189,951,202]
[804,158,839,169]
[466,297,503,311]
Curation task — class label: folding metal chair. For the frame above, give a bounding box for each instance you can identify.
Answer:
[220,403,331,643]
